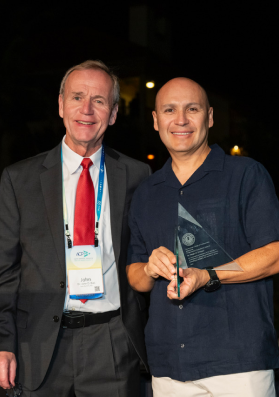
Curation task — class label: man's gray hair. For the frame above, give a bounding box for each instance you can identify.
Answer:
[59,60,120,106]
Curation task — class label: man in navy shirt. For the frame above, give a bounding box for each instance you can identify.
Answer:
[127,77,279,396]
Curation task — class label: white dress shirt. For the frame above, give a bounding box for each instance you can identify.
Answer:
[62,137,120,313]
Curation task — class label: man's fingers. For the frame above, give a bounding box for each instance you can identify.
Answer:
[150,260,173,280]
[167,267,207,300]
[0,362,9,389]
[9,358,16,387]
[159,246,177,264]
[0,352,16,389]
[167,279,177,289]
[0,371,10,389]
[167,287,181,300]
[167,291,178,300]
[167,276,193,300]
[147,247,176,280]
[156,258,174,279]
[146,247,178,281]
[155,248,176,278]
[167,279,180,300]
[179,267,191,277]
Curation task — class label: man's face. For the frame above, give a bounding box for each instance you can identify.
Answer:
[152,78,213,156]
[59,69,118,152]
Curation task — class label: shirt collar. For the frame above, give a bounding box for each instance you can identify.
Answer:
[151,144,225,186]
[203,144,225,172]
[62,135,102,174]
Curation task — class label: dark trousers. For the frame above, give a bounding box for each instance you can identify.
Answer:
[22,316,140,397]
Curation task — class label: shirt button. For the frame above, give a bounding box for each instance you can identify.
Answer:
[180,190,183,195]
[60,281,65,288]
[181,344,185,348]
[53,316,59,323]
[179,304,183,309]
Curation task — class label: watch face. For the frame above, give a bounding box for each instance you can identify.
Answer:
[205,279,221,292]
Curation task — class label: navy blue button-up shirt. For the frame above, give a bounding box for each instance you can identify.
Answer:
[129,145,279,382]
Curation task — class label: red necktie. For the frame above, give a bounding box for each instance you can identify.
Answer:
[74,158,95,246]
[73,158,95,304]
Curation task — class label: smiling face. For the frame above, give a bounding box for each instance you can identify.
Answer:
[59,68,118,156]
[152,78,213,158]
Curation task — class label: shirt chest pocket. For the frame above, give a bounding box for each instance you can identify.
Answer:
[195,198,230,248]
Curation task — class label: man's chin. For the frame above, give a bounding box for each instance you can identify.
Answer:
[66,130,103,146]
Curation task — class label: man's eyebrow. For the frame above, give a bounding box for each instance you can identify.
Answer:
[186,102,202,107]
[160,102,202,108]
[91,95,107,101]
[72,91,106,100]
[71,92,107,101]
[71,91,84,96]
[161,103,175,108]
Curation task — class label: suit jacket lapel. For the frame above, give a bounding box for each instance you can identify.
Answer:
[39,144,126,275]
[40,144,65,275]
[105,147,126,266]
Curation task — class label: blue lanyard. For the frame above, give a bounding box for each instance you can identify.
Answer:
[95,145,105,242]
[61,145,105,248]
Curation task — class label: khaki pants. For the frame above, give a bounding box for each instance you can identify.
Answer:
[152,370,275,397]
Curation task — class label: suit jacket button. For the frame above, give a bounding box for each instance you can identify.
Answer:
[60,281,65,288]
[53,316,59,323]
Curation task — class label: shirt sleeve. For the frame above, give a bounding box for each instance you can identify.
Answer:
[128,191,149,264]
[241,162,279,250]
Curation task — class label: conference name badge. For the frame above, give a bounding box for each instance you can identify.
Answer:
[67,245,103,298]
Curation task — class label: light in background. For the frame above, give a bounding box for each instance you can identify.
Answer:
[230,145,242,156]
[147,154,155,160]
[146,81,155,89]
[119,77,140,116]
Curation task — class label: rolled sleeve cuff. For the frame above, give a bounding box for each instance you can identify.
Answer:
[131,254,149,264]
[248,232,279,251]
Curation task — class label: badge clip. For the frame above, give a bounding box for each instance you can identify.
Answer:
[95,222,99,247]
[65,226,72,248]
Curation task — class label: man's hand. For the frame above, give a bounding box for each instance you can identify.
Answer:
[144,247,176,281]
[126,247,177,292]
[167,267,210,300]
[0,352,16,389]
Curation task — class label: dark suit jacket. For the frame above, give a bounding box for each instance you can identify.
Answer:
[0,143,150,390]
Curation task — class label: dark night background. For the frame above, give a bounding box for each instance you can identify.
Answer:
[0,1,278,395]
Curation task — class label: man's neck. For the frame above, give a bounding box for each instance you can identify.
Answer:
[171,144,211,186]
[64,136,102,157]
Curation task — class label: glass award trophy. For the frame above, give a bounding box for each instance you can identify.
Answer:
[175,203,243,296]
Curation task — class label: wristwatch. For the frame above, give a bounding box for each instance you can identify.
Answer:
[204,267,221,292]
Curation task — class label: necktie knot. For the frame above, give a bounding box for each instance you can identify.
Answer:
[81,158,93,170]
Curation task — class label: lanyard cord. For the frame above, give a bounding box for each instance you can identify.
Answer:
[61,145,105,248]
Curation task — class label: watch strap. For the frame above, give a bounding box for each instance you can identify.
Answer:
[203,266,221,292]
[205,267,219,281]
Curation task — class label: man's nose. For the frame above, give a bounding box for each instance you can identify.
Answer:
[175,110,188,125]
[80,99,94,115]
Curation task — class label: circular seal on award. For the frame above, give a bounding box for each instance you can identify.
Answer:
[182,233,195,246]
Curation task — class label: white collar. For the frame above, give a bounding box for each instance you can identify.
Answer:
[62,135,102,174]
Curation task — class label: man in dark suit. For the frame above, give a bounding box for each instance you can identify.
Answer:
[0,60,150,396]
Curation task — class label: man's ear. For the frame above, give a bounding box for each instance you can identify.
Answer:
[58,95,64,119]
[109,104,118,126]
[208,107,214,128]
[152,111,159,131]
